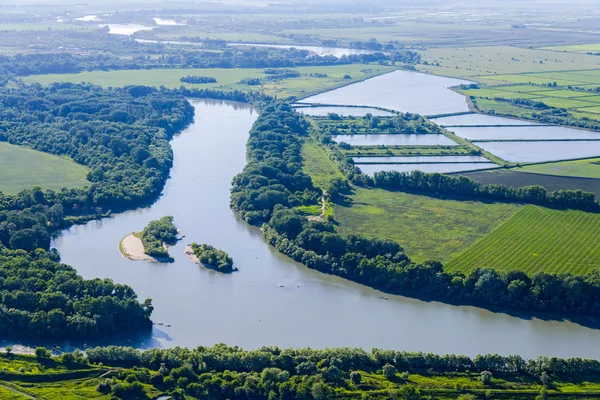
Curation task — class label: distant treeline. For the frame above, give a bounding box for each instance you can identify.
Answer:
[230,101,600,320]
[179,76,217,84]
[0,48,419,78]
[371,170,600,212]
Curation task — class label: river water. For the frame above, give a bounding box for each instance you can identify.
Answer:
[50,99,600,358]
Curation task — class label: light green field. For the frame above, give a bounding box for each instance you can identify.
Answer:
[0,142,89,194]
[518,158,600,178]
[419,46,600,77]
[302,141,344,190]
[461,88,544,99]
[447,206,600,275]
[335,187,521,263]
[542,43,600,53]
[574,105,600,114]
[24,65,395,98]
[472,98,536,118]
[528,89,600,99]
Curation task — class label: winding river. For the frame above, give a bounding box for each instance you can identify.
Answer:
[48,99,600,358]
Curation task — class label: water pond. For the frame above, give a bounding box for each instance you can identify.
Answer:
[301,70,472,115]
[359,163,498,176]
[448,126,600,141]
[431,114,543,127]
[332,134,458,146]
[477,141,600,163]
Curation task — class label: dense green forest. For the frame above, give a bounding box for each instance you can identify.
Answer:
[140,216,178,260]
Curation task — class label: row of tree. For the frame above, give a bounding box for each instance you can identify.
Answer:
[371,170,599,212]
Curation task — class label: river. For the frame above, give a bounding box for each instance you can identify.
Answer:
[48,99,600,359]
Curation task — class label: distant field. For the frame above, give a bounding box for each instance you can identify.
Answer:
[518,158,600,178]
[25,65,395,98]
[447,206,600,275]
[335,187,521,263]
[541,43,600,53]
[419,46,600,77]
[0,142,89,194]
[302,141,344,190]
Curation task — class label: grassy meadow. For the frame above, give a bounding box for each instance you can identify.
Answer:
[447,206,600,275]
[302,141,344,190]
[518,158,600,178]
[335,187,521,263]
[24,65,396,98]
[0,143,90,194]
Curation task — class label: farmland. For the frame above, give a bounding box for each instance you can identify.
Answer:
[335,187,521,263]
[0,142,90,194]
[518,158,600,178]
[447,205,600,275]
[24,65,396,99]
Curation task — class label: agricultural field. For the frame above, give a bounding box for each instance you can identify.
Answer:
[447,205,600,275]
[25,65,395,98]
[0,143,90,194]
[458,169,600,196]
[517,158,600,178]
[335,187,521,263]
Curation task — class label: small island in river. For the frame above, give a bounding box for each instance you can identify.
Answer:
[119,216,179,263]
[185,243,236,273]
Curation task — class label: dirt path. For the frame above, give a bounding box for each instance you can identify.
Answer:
[0,382,38,399]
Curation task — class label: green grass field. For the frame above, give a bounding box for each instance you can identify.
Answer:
[302,141,344,190]
[447,205,600,275]
[335,187,521,263]
[518,158,600,178]
[25,65,396,99]
[0,143,90,194]
[541,43,600,53]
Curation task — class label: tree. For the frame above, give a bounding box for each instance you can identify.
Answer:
[540,371,551,387]
[383,363,397,379]
[4,346,12,356]
[480,370,493,385]
[35,347,51,360]
[350,371,362,384]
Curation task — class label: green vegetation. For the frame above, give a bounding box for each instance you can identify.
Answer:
[0,345,598,400]
[302,141,345,190]
[190,243,234,273]
[448,206,600,275]
[312,113,445,136]
[542,43,600,53]
[0,142,89,194]
[335,187,521,263]
[340,145,474,157]
[518,158,600,178]
[140,216,178,261]
[25,65,396,98]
